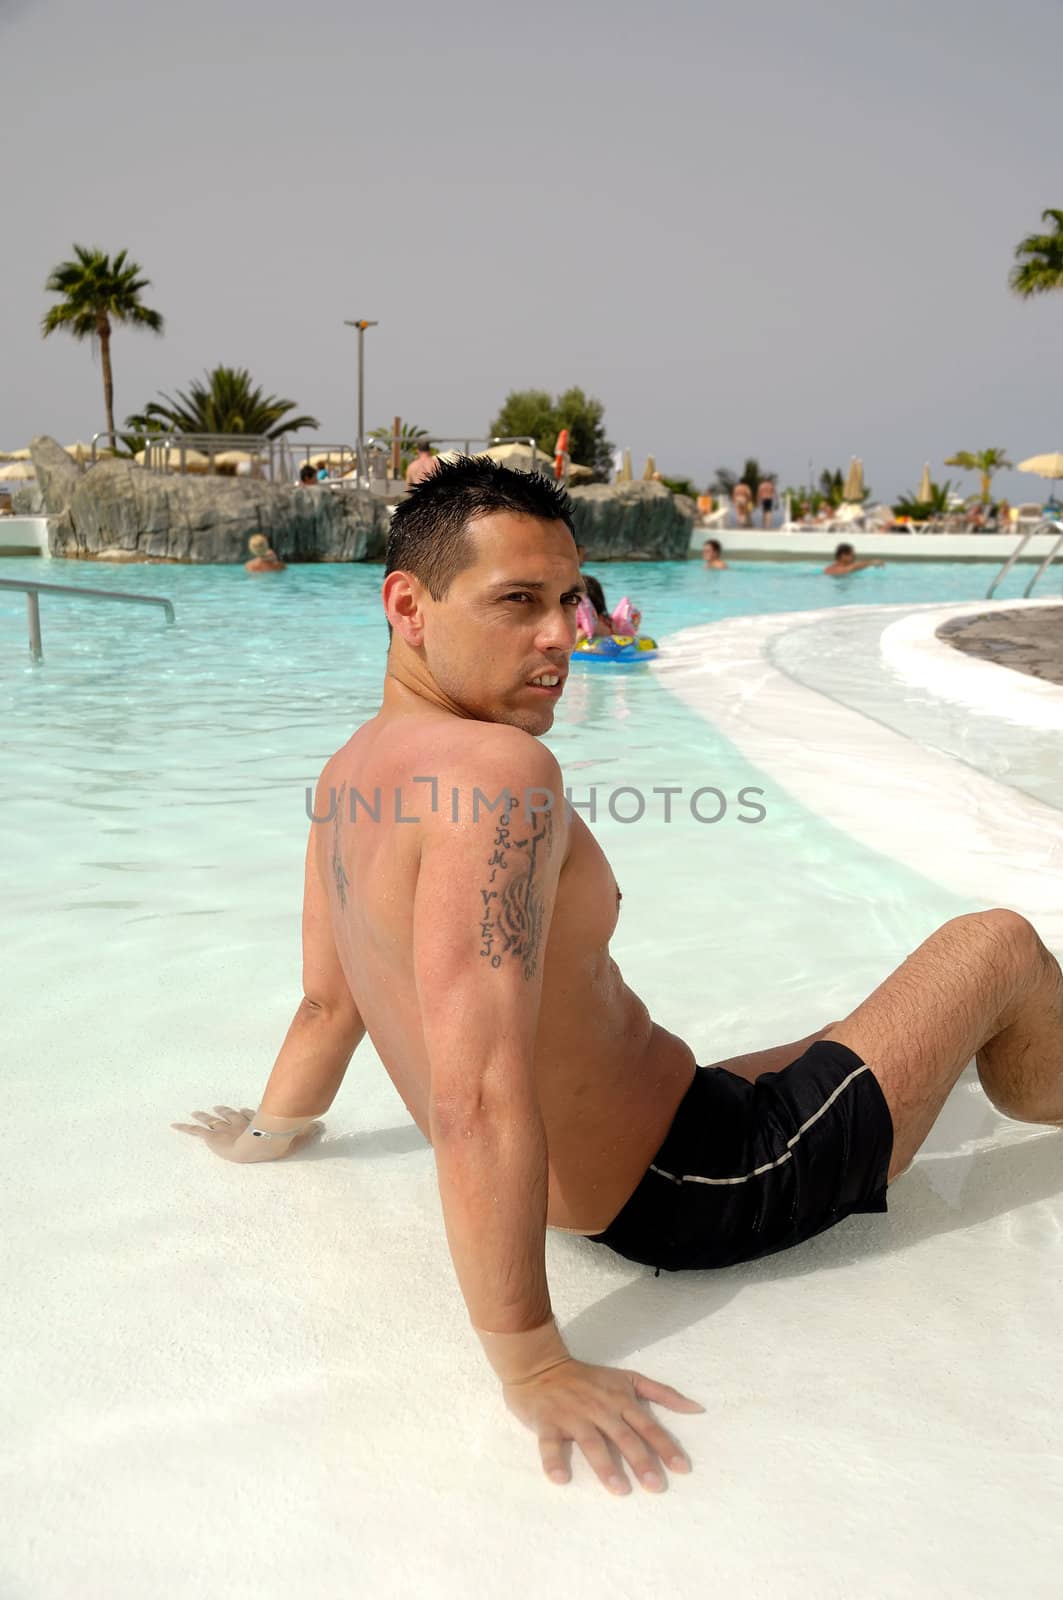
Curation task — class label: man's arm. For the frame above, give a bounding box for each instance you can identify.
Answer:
[224,785,365,1163]
[417,735,706,1494]
[416,737,565,1340]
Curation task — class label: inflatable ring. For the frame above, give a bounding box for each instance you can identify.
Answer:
[571,634,659,665]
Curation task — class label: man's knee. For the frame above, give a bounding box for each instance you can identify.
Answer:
[948,908,1041,966]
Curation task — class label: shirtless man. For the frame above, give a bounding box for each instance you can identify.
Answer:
[175,459,1063,1499]
[823,542,884,577]
[405,440,439,487]
[756,477,775,529]
[702,537,728,569]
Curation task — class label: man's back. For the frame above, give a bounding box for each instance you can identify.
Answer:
[315,711,695,1231]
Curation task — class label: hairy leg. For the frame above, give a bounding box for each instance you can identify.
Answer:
[824,909,1063,1180]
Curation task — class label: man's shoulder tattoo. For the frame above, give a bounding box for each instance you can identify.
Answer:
[477,794,554,981]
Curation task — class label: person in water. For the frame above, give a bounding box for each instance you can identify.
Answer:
[702,538,728,569]
[823,542,884,577]
[578,574,616,638]
[175,459,1062,1500]
[244,534,286,573]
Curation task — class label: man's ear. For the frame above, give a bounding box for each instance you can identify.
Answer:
[382,570,427,646]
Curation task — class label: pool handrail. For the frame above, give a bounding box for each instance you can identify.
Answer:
[0,577,175,664]
[986,519,1063,599]
[1020,522,1063,598]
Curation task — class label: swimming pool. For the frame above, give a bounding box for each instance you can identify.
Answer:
[0,553,1003,1050]
[5,554,1062,1598]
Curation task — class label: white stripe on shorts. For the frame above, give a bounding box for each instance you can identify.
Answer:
[648,1062,872,1188]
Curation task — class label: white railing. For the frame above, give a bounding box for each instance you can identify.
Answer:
[986,520,1063,599]
[0,577,175,663]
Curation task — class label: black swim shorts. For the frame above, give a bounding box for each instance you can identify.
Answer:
[586,1039,893,1273]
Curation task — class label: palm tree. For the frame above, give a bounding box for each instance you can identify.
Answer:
[369,421,433,456]
[41,246,164,450]
[125,365,319,440]
[943,447,1013,504]
[819,468,845,507]
[368,421,434,474]
[893,479,956,519]
[1010,209,1063,298]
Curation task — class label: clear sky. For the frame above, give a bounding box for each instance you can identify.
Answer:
[3,0,1061,502]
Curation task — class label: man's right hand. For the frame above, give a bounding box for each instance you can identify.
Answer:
[500,1357,705,1495]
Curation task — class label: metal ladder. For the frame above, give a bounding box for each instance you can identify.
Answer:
[986,519,1063,600]
[0,578,175,663]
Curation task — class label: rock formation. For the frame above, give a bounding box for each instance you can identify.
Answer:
[567,481,695,560]
[30,435,391,562]
[29,436,695,563]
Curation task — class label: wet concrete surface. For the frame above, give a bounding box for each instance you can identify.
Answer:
[936,606,1063,686]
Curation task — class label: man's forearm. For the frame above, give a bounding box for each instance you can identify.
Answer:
[258,998,365,1117]
[224,1000,364,1164]
[431,1096,554,1340]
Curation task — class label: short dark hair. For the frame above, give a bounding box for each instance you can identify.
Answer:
[835,542,854,559]
[386,455,576,601]
[299,463,316,482]
[705,538,722,555]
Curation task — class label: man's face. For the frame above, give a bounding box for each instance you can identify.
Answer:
[420,512,583,734]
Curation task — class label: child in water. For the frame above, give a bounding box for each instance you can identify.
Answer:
[576,574,645,641]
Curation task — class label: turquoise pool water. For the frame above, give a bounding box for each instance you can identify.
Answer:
[0,551,1015,684]
[1,553,989,1085]
[0,556,1010,803]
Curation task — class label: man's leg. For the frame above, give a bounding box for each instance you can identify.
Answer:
[824,909,1063,1180]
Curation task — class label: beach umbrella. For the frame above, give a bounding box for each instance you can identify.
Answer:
[2,447,33,461]
[0,461,35,479]
[310,451,355,468]
[642,454,657,481]
[63,440,114,462]
[917,462,933,502]
[212,449,267,478]
[134,446,210,473]
[481,442,541,472]
[842,457,864,502]
[617,449,633,484]
[1017,452,1063,480]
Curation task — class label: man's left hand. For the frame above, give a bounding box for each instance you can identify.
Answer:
[171,1105,323,1161]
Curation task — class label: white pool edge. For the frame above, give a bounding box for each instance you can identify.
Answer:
[655,601,1063,952]
[878,598,1063,732]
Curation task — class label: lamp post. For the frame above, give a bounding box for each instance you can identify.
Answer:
[343,318,378,485]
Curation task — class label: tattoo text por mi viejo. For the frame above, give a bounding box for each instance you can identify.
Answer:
[478,797,553,981]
